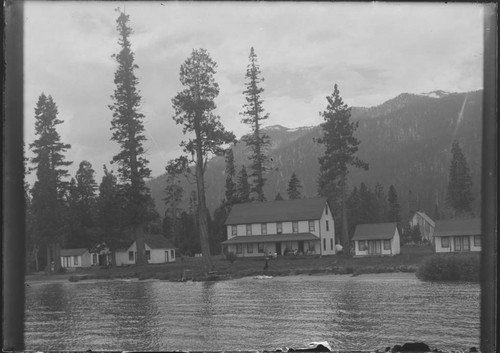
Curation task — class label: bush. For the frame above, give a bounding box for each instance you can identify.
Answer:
[416,254,479,282]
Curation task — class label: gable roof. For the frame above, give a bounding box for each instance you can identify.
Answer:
[352,223,398,241]
[414,211,435,226]
[225,197,329,225]
[144,234,175,249]
[222,233,319,245]
[434,218,481,237]
[61,248,89,257]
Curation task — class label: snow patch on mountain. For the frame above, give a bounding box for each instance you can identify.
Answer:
[418,90,452,99]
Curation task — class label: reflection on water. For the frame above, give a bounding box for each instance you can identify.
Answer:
[25,274,479,351]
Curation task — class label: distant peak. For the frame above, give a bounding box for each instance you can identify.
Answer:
[263,124,288,131]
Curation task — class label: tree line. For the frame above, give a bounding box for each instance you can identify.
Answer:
[25,10,475,273]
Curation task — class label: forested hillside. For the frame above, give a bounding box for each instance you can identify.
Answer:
[148,90,482,221]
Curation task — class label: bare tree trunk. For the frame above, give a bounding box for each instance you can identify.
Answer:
[134,224,147,265]
[45,245,51,274]
[341,174,349,253]
[54,242,61,272]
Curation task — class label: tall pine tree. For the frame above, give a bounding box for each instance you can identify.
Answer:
[387,185,401,223]
[29,93,72,272]
[224,148,238,205]
[240,47,270,202]
[237,165,251,203]
[316,84,368,249]
[109,11,154,265]
[446,141,474,217]
[287,172,303,199]
[170,48,235,273]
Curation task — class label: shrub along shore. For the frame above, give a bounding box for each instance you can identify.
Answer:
[24,245,479,283]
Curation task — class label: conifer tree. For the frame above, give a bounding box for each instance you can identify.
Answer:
[373,183,387,222]
[287,172,303,199]
[316,84,368,248]
[275,192,284,201]
[446,141,474,217]
[237,165,251,203]
[109,10,153,265]
[170,48,235,273]
[163,173,184,246]
[95,165,125,264]
[29,93,72,272]
[240,47,270,202]
[224,148,237,205]
[387,185,401,223]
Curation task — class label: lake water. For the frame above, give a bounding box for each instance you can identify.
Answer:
[25,273,480,351]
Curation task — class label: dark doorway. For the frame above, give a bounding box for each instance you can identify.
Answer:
[298,241,304,254]
[276,242,281,255]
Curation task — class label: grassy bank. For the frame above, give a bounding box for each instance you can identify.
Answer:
[416,253,480,282]
[25,245,434,283]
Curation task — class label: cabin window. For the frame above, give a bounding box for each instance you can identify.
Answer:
[441,237,450,248]
[323,238,326,251]
[330,238,334,250]
[231,225,237,236]
[246,224,252,235]
[129,251,134,261]
[292,221,299,233]
[384,239,391,250]
[261,223,267,235]
[171,250,175,259]
[247,243,253,254]
[146,250,151,260]
[359,241,367,251]
[277,222,282,234]
[474,235,481,247]
[236,244,243,254]
[326,221,329,231]
[74,256,78,266]
[308,220,315,232]
[258,243,264,253]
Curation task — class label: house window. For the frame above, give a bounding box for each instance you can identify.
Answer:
[441,237,450,248]
[359,241,367,251]
[383,239,391,250]
[258,243,265,253]
[236,244,243,254]
[171,250,175,259]
[308,220,315,232]
[292,221,299,233]
[325,206,328,215]
[326,221,329,231]
[247,243,253,254]
[246,224,252,235]
[261,223,267,235]
[308,241,315,251]
[146,250,151,260]
[231,225,237,236]
[474,235,481,247]
[323,238,326,251]
[330,238,334,250]
[73,256,78,265]
[129,251,134,261]
[277,222,282,234]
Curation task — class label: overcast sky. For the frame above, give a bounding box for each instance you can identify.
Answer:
[24,1,484,184]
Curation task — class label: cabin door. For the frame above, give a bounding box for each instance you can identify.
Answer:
[276,242,282,255]
[165,251,169,263]
[298,241,304,254]
[368,240,382,255]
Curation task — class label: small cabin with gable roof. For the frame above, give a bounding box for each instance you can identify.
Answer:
[60,248,92,269]
[115,233,176,266]
[222,197,336,257]
[352,222,401,257]
[434,218,481,253]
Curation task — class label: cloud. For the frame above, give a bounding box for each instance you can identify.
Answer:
[23,2,484,183]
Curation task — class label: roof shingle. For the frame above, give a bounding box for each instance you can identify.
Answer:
[61,248,89,256]
[224,197,328,225]
[352,223,398,240]
[434,218,481,237]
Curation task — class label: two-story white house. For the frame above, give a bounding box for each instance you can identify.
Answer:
[409,211,436,243]
[221,197,336,257]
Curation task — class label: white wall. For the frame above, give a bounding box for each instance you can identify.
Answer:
[435,235,481,253]
[61,252,91,268]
